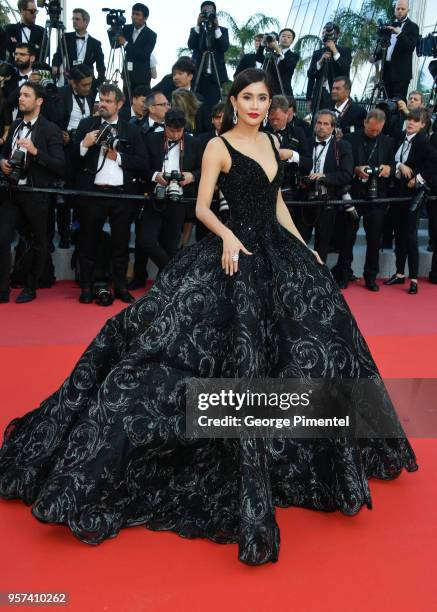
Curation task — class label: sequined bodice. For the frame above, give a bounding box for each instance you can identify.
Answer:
[218,134,283,231]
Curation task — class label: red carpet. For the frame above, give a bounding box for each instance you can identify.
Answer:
[1,281,436,611]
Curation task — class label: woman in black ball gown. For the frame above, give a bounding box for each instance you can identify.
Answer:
[0,69,417,566]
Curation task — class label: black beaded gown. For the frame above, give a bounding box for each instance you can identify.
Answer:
[0,134,417,566]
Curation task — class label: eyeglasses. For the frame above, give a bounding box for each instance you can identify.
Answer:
[23,9,38,14]
[152,102,170,107]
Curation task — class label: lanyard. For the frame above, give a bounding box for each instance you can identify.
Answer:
[313,138,330,173]
[163,137,185,173]
[73,93,87,116]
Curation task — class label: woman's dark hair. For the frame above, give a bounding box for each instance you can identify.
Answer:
[219,68,273,135]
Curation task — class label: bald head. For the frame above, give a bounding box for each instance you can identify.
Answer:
[395,0,409,21]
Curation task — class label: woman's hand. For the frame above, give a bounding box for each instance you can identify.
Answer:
[310,249,323,265]
[222,229,252,276]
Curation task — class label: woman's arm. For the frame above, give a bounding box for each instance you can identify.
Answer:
[196,137,252,276]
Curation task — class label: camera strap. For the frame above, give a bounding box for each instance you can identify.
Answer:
[163,136,185,174]
[10,120,35,158]
[73,92,88,117]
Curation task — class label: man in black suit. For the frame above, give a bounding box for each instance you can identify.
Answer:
[117,3,157,94]
[331,109,395,291]
[306,23,352,111]
[255,29,299,97]
[188,1,229,107]
[0,82,65,304]
[48,65,96,249]
[142,90,169,135]
[376,0,420,101]
[294,109,354,263]
[71,83,147,305]
[266,94,312,191]
[138,108,202,272]
[5,0,44,58]
[3,43,37,116]
[235,34,264,75]
[52,8,106,85]
[330,76,366,136]
[119,85,149,126]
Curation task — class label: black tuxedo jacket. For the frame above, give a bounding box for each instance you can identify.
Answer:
[71,116,147,193]
[5,23,44,56]
[344,130,395,200]
[188,26,229,83]
[144,131,202,196]
[379,19,420,82]
[266,123,312,172]
[52,85,96,131]
[330,100,367,134]
[1,115,65,186]
[309,137,354,191]
[395,132,437,194]
[52,32,106,83]
[255,46,299,96]
[235,52,257,75]
[306,46,352,100]
[151,73,174,100]
[122,24,157,87]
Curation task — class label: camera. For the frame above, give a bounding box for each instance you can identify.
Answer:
[94,286,114,307]
[322,22,338,45]
[0,61,18,80]
[410,182,430,212]
[364,166,380,200]
[200,6,216,28]
[95,124,127,151]
[263,32,279,46]
[7,149,27,185]
[154,171,185,202]
[301,176,329,201]
[416,33,437,58]
[376,19,401,45]
[376,96,401,117]
[103,7,126,41]
[37,0,62,25]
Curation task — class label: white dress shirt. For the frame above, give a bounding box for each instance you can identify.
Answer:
[80,119,124,186]
[20,25,31,44]
[395,132,424,184]
[67,93,91,131]
[148,116,164,131]
[75,32,88,63]
[152,140,181,182]
[132,24,145,43]
[311,135,332,174]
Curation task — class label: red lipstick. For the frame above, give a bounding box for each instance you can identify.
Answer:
[248,113,260,118]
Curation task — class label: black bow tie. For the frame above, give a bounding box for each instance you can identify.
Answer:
[21,121,32,130]
[20,74,29,81]
[153,122,163,128]
[315,140,327,147]
[19,23,30,29]
[167,139,179,145]
[334,108,341,113]
[76,35,86,40]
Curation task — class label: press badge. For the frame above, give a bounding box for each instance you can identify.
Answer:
[127,62,133,71]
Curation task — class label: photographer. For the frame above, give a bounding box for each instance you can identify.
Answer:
[374,0,420,101]
[294,109,353,263]
[142,90,169,135]
[3,43,37,117]
[331,109,395,291]
[0,82,65,304]
[188,2,229,107]
[5,1,44,57]
[72,83,147,305]
[384,108,437,295]
[235,34,264,75]
[138,108,202,271]
[330,76,366,136]
[306,23,352,111]
[266,94,311,190]
[117,3,157,93]
[255,29,299,97]
[52,9,106,86]
[386,90,425,141]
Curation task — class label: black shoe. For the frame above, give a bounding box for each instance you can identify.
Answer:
[383,274,405,286]
[95,287,113,307]
[408,281,418,295]
[79,287,93,304]
[0,290,10,303]
[337,278,349,289]
[127,278,146,290]
[429,274,437,285]
[365,279,379,292]
[15,287,36,303]
[114,289,135,303]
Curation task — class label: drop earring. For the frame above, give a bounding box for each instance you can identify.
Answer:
[263,113,268,127]
[233,108,238,125]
